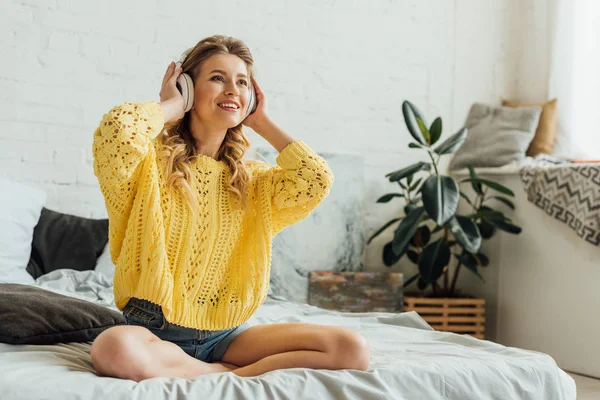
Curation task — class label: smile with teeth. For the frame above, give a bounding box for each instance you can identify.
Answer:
[218,103,239,111]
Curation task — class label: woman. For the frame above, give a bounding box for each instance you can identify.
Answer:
[89,35,370,381]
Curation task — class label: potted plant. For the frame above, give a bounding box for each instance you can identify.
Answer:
[368,101,523,339]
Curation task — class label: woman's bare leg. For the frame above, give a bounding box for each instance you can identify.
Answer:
[230,350,342,377]
[221,323,371,377]
[90,325,232,381]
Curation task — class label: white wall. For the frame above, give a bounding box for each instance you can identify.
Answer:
[1,0,538,269]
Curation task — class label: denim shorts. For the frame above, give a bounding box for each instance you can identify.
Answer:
[123,297,251,363]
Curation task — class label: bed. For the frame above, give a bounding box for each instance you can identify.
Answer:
[0,269,575,400]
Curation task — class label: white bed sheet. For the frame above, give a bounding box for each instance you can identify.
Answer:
[0,270,576,400]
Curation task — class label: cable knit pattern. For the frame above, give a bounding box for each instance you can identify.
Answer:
[92,101,334,330]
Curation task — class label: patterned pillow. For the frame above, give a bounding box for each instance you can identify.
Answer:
[449,103,542,171]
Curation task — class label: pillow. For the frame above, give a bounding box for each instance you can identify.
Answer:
[0,178,47,285]
[26,208,109,279]
[95,242,116,282]
[448,103,542,171]
[502,98,558,157]
[0,283,125,345]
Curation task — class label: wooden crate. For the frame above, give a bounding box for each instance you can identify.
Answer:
[404,296,486,339]
[308,271,403,312]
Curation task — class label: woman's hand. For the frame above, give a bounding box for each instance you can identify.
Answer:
[159,62,186,125]
[242,76,271,132]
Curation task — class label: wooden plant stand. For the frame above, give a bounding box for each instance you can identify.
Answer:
[404,296,485,339]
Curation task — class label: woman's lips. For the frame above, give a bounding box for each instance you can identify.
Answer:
[218,104,239,112]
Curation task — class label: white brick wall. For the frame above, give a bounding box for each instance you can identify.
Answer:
[0,0,548,270]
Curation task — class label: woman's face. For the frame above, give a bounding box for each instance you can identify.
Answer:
[191,53,251,128]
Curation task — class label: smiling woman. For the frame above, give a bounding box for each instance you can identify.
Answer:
[88,35,367,382]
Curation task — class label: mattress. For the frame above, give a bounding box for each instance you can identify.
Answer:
[0,269,576,400]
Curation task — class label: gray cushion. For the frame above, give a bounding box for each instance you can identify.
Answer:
[449,103,542,171]
[0,284,125,345]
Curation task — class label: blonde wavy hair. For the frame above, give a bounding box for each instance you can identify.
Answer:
[158,35,257,214]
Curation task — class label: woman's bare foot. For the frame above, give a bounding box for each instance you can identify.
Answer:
[179,359,233,378]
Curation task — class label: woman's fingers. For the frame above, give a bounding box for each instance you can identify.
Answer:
[170,64,182,84]
[162,62,175,88]
[251,75,263,97]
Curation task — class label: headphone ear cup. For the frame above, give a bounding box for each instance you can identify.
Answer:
[245,86,257,119]
[176,73,194,113]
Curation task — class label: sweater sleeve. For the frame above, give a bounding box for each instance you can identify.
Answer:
[92,101,164,189]
[267,140,334,235]
[92,101,164,259]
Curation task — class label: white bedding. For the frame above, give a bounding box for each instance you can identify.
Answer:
[0,270,576,400]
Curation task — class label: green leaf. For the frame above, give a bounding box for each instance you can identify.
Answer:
[407,250,419,264]
[383,242,403,267]
[392,207,426,256]
[488,196,515,210]
[455,253,485,282]
[479,205,510,221]
[434,127,467,155]
[477,220,496,239]
[410,225,432,247]
[386,162,431,182]
[476,252,490,267]
[459,178,515,196]
[469,209,505,221]
[416,117,431,144]
[429,117,442,145]
[447,215,482,253]
[421,175,460,225]
[376,193,404,203]
[407,174,413,186]
[403,272,420,288]
[490,219,522,234]
[409,177,423,192]
[419,239,450,283]
[404,201,421,215]
[417,276,429,291]
[408,142,434,152]
[467,164,483,194]
[367,218,401,244]
[402,101,428,145]
[459,191,475,208]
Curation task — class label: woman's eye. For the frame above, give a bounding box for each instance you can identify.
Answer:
[211,76,247,86]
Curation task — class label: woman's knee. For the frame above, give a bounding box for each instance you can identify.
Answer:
[331,328,371,371]
[90,325,156,381]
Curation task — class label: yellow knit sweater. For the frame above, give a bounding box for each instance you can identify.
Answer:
[92,101,334,330]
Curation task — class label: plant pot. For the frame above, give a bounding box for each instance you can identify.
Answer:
[404,295,485,339]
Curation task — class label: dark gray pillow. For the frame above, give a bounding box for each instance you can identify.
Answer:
[448,103,542,171]
[0,284,125,345]
[26,208,108,279]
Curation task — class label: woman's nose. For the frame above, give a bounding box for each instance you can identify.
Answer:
[225,83,240,95]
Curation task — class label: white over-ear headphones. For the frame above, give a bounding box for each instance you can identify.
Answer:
[175,47,257,119]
